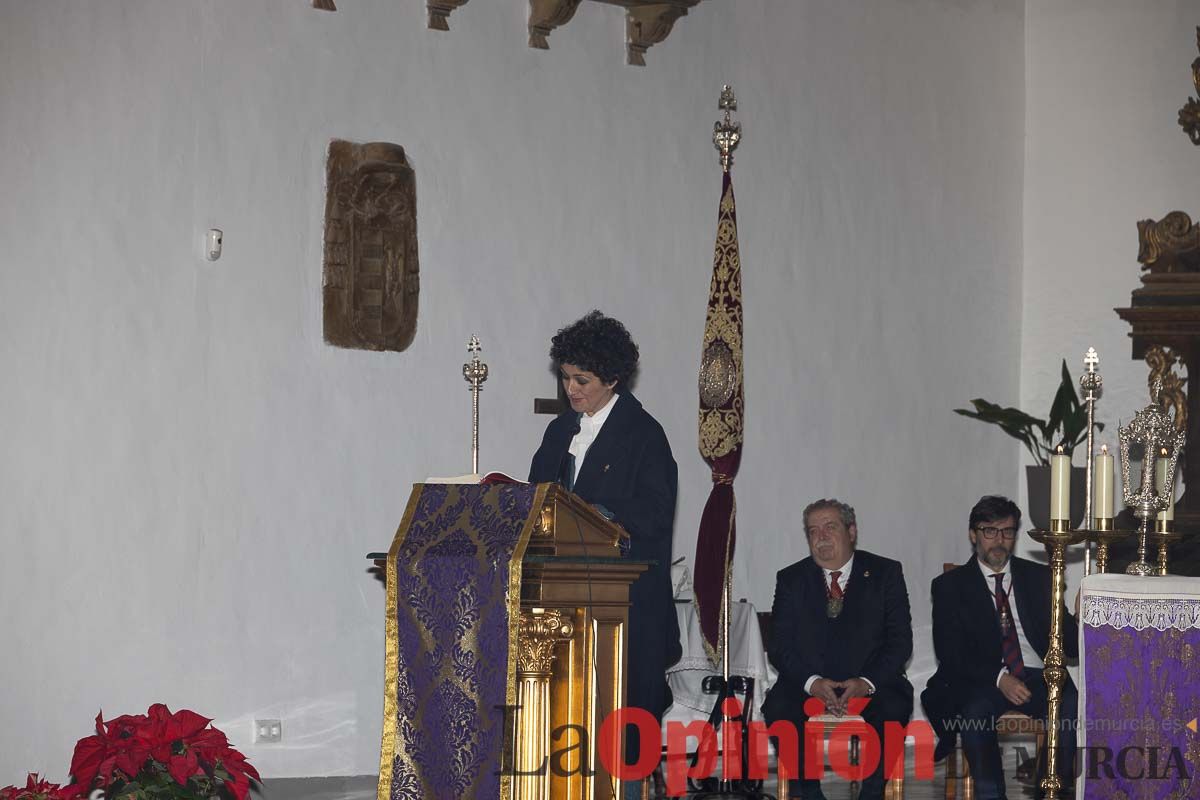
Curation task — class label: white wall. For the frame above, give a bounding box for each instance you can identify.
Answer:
[1021,2,1200,590]
[0,0,1025,780]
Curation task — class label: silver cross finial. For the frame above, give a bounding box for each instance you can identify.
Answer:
[1084,347,1099,372]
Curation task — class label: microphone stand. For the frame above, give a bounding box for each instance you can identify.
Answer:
[689,578,772,800]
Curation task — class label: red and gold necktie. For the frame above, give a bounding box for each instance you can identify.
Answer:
[993,573,1026,679]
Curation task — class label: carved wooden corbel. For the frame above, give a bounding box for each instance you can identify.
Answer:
[1137,211,1200,273]
[528,0,583,49]
[624,1,698,66]
[428,0,471,31]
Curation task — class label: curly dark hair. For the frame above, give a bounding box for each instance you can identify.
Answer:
[549,311,639,386]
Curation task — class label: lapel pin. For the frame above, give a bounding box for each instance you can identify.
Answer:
[603,464,610,472]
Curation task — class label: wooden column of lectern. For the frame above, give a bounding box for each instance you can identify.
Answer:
[517,484,647,800]
[372,483,646,800]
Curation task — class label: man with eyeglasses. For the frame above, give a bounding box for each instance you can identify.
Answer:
[922,495,1078,800]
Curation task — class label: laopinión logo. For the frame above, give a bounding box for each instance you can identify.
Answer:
[495,697,938,796]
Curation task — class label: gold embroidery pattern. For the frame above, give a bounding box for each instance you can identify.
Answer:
[699,181,744,461]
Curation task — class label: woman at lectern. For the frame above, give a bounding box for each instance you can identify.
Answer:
[528,310,682,773]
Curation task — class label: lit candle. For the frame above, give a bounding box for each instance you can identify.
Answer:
[1050,445,1071,523]
[1094,444,1114,521]
[1156,448,1175,523]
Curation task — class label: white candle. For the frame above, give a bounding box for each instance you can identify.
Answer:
[1094,445,1114,520]
[1050,445,1071,523]
[1156,448,1175,523]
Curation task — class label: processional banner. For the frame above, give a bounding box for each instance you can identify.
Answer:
[694,168,745,659]
[1079,573,1200,800]
[377,484,542,800]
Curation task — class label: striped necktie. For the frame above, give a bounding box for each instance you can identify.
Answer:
[993,573,1026,679]
[829,570,844,599]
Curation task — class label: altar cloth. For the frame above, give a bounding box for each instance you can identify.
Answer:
[1078,573,1200,799]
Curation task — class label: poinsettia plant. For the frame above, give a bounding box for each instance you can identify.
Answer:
[0,774,82,800]
[2,704,259,800]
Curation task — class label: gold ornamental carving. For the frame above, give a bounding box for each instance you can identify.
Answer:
[1137,211,1200,273]
[517,608,575,675]
[1146,345,1188,433]
[532,501,555,538]
[323,140,419,352]
[1179,28,1200,144]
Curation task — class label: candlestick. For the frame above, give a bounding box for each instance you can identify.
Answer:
[1050,445,1070,527]
[1094,445,1115,522]
[1079,347,1102,576]
[1155,447,1175,523]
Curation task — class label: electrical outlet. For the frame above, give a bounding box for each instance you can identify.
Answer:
[254,719,282,743]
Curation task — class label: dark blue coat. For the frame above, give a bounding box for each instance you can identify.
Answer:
[763,550,914,726]
[922,555,1079,750]
[528,391,682,727]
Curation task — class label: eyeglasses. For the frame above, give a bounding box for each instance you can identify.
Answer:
[975,526,1018,540]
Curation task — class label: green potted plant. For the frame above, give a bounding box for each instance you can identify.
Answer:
[955,359,1102,529]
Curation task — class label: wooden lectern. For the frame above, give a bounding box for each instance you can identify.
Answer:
[373,482,646,800]
[516,484,648,800]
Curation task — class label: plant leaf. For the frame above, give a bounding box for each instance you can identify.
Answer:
[1045,360,1080,448]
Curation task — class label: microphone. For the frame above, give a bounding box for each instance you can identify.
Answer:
[556,420,581,492]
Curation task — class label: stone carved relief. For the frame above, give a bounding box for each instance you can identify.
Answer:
[322,140,419,352]
[314,0,706,66]
[528,0,583,50]
[427,0,471,31]
[625,2,699,67]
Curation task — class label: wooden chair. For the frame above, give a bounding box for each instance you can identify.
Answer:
[776,723,906,800]
[939,564,1046,800]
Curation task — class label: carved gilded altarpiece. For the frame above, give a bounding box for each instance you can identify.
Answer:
[322,140,419,352]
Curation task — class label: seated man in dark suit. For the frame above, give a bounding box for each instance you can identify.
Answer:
[763,498,914,800]
[922,495,1078,800]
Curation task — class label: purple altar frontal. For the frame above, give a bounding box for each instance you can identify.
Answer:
[1079,573,1200,799]
[377,483,544,800]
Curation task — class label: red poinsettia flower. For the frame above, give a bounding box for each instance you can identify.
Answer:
[68,712,124,789]
[0,774,86,800]
[66,704,258,800]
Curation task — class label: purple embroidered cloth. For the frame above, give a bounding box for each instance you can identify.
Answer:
[377,484,541,800]
[1079,573,1200,799]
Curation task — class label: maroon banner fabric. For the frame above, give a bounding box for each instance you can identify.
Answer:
[695,170,745,656]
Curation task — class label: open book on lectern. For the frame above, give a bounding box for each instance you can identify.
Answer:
[423,471,527,485]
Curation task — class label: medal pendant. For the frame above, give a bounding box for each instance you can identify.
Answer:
[826,596,843,619]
